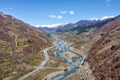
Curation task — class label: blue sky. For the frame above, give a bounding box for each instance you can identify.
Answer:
[0,0,120,27]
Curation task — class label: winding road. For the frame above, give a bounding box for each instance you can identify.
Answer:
[18,47,51,80]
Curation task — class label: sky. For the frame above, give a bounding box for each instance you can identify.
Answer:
[0,0,120,27]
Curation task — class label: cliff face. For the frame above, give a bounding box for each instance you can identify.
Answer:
[0,12,51,79]
[87,17,120,80]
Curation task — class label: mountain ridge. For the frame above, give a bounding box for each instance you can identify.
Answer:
[0,12,52,79]
[38,15,118,33]
[86,16,120,80]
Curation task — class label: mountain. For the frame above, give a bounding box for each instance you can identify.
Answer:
[56,17,117,33]
[39,17,116,34]
[56,15,120,80]
[86,16,120,80]
[0,12,51,79]
[38,27,57,32]
[38,21,98,33]
[55,20,97,32]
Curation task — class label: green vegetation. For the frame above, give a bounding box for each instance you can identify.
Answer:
[29,59,40,66]
[25,68,60,80]
[9,69,34,80]
[12,76,18,80]
[47,33,51,37]
[73,43,82,49]
[16,38,27,48]
[0,54,10,63]
[25,78,33,80]
[6,46,12,51]
[27,39,33,44]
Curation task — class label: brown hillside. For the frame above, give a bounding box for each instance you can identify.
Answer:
[87,16,120,80]
[0,12,51,79]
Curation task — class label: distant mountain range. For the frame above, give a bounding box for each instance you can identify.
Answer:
[38,16,118,34]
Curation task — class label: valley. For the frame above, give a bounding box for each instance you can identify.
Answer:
[23,35,85,80]
[0,12,120,80]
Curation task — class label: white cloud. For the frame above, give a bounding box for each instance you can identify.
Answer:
[100,16,114,20]
[90,18,99,21]
[90,16,114,21]
[57,15,63,19]
[60,11,67,14]
[35,24,41,27]
[35,23,63,28]
[48,10,75,19]
[48,15,56,18]
[69,11,75,15]
[60,10,75,15]
[4,8,13,10]
[105,0,111,3]
[105,0,111,7]
[48,15,63,19]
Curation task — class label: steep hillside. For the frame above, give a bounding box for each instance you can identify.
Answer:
[86,16,120,80]
[0,12,51,79]
[57,15,120,80]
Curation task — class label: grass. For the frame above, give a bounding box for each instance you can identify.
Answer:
[29,59,40,66]
[66,72,81,80]
[25,68,60,80]
[6,46,12,51]
[25,78,33,80]
[12,76,18,80]
[8,69,34,80]
[0,55,10,63]
[16,37,29,49]
[73,43,82,49]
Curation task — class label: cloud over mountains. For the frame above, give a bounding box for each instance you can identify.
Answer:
[48,10,75,19]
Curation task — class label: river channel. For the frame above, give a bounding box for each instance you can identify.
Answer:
[50,37,84,80]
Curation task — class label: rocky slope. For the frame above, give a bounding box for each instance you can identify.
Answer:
[57,15,120,80]
[86,16,120,80]
[0,12,51,79]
